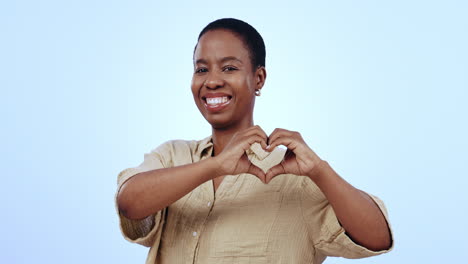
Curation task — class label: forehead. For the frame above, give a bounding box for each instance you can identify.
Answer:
[194,29,250,63]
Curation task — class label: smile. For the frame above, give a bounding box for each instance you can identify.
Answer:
[202,96,232,112]
[207,96,229,105]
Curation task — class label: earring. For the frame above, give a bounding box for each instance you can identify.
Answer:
[255,89,261,96]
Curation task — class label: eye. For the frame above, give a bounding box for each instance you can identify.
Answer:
[222,66,238,72]
[195,67,208,74]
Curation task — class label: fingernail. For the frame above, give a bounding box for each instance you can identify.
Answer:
[266,145,270,149]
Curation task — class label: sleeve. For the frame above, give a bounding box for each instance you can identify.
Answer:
[115,142,173,247]
[300,177,394,259]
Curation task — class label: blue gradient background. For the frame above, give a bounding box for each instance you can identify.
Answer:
[1,1,467,263]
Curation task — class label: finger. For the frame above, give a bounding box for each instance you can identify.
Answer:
[266,128,282,151]
[259,139,268,150]
[267,128,280,145]
[232,126,259,141]
[247,131,268,150]
[265,163,285,184]
[254,126,269,149]
[243,126,268,148]
[268,128,294,147]
[248,162,266,183]
[243,134,268,150]
[235,136,267,155]
[268,136,297,152]
[257,135,268,150]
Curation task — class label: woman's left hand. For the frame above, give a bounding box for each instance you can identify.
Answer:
[265,128,324,183]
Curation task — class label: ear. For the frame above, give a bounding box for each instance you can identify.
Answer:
[255,66,267,91]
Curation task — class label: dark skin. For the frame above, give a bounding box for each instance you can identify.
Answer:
[117,29,392,251]
[191,29,268,189]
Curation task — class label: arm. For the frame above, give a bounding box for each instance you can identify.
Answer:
[265,128,392,251]
[117,157,220,220]
[118,126,269,220]
[309,161,392,251]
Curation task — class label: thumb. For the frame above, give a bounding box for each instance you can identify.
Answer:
[265,163,285,184]
[248,162,267,184]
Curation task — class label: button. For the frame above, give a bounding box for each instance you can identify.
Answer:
[207,202,212,207]
[192,231,197,237]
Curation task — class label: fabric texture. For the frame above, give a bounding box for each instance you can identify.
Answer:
[115,136,393,264]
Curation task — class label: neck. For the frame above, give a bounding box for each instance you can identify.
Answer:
[211,118,254,156]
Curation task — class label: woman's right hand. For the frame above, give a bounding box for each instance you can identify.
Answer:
[212,125,268,183]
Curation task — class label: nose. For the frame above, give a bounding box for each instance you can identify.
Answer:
[204,71,224,90]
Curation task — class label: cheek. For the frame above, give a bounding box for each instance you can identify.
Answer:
[237,76,256,95]
[191,77,201,97]
[191,77,205,111]
[229,74,250,89]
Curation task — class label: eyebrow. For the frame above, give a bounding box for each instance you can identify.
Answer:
[195,56,243,65]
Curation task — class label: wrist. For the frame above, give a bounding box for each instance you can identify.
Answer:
[306,160,329,182]
[205,156,225,180]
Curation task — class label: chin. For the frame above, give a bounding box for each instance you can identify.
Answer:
[202,114,233,130]
[206,118,232,130]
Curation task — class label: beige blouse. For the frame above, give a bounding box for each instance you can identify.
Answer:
[116,136,393,264]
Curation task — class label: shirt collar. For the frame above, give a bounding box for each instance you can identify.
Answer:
[195,135,214,159]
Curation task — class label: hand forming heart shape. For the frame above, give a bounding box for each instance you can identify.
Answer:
[213,126,324,184]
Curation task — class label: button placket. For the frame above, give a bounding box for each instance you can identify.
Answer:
[193,196,217,264]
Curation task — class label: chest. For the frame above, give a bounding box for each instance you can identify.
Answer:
[158,174,316,263]
[212,176,224,193]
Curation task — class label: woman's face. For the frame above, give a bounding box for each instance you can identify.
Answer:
[191,29,265,130]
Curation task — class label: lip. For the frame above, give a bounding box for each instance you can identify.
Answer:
[202,92,232,99]
[201,92,233,113]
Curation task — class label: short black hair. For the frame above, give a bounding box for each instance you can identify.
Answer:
[196,18,266,70]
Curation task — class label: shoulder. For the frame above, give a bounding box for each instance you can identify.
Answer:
[153,136,210,153]
[149,136,211,166]
[155,139,196,150]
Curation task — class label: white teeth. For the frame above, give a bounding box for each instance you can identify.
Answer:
[206,97,229,105]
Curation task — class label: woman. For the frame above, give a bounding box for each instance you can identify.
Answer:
[116,18,393,264]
